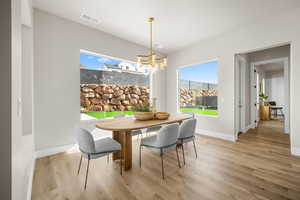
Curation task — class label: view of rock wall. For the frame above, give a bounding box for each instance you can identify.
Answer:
[180,88,217,107]
[81,84,149,112]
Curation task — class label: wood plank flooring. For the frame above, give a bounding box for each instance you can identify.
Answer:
[32,119,300,200]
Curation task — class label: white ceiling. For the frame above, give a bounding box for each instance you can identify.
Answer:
[258,62,284,72]
[33,0,300,53]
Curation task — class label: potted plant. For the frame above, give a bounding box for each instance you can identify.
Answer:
[132,102,154,120]
[259,93,269,105]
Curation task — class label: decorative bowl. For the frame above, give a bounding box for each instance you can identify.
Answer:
[134,112,154,121]
[155,112,170,120]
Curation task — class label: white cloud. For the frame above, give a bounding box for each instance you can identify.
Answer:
[97,57,110,63]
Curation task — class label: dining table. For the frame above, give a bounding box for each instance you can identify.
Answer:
[96,113,192,171]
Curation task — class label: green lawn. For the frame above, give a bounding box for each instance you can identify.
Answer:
[180,108,218,116]
[84,108,218,119]
[84,111,134,119]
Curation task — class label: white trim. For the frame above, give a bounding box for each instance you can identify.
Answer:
[35,143,76,158]
[27,156,35,200]
[196,129,235,142]
[235,55,247,135]
[291,147,300,157]
[242,124,254,133]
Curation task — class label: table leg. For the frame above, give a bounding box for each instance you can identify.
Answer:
[112,131,121,160]
[112,130,132,170]
[123,131,132,170]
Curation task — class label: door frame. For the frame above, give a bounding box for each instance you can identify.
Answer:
[235,55,247,137]
[250,57,290,133]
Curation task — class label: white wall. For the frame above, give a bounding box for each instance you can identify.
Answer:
[22,24,34,136]
[265,70,284,107]
[167,7,300,153]
[34,9,165,151]
[12,0,36,199]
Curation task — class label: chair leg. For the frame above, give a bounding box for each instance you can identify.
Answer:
[181,143,186,165]
[160,149,165,179]
[175,146,181,168]
[139,145,142,168]
[84,156,90,190]
[107,154,109,164]
[77,155,83,175]
[192,138,198,159]
[120,151,123,176]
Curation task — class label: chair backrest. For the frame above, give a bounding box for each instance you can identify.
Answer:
[114,114,126,118]
[182,111,195,118]
[156,123,179,148]
[269,101,276,106]
[178,118,197,139]
[76,128,95,154]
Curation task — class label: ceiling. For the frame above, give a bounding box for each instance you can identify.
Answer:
[258,62,284,72]
[33,0,300,53]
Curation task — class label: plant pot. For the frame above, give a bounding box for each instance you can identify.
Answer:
[134,112,154,121]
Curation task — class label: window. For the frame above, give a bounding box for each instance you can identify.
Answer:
[178,61,218,116]
[80,51,150,120]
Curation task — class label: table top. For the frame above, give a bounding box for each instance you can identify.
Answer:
[96,113,191,131]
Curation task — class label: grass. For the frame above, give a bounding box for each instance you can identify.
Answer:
[84,111,134,119]
[84,108,218,119]
[180,108,218,116]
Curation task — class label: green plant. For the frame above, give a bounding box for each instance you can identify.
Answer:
[259,93,269,105]
[132,102,151,112]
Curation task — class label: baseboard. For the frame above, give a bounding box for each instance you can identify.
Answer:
[27,156,36,200]
[196,128,235,142]
[291,147,300,156]
[35,143,76,158]
[242,124,254,133]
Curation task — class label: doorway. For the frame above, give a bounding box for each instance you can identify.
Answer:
[235,44,290,141]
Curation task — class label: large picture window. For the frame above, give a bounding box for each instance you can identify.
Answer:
[80,51,150,120]
[178,61,218,116]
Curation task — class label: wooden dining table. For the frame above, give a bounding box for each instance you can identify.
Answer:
[96,113,191,171]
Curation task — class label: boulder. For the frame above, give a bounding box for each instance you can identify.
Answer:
[87,84,98,89]
[122,100,130,105]
[114,89,124,97]
[131,94,139,99]
[82,87,93,93]
[102,93,113,99]
[90,98,102,105]
[111,98,121,105]
[130,99,138,104]
[95,87,102,94]
[119,94,126,100]
[82,92,95,98]
[103,105,112,112]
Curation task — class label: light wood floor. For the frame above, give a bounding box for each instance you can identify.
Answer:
[32,119,300,200]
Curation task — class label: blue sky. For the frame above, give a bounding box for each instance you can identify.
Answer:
[80,52,121,70]
[81,52,217,83]
[179,61,218,83]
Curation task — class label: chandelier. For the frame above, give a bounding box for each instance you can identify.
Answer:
[137,17,167,69]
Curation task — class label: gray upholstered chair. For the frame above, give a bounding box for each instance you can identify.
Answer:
[182,111,195,118]
[139,123,181,179]
[76,128,122,189]
[177,118,197,165]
